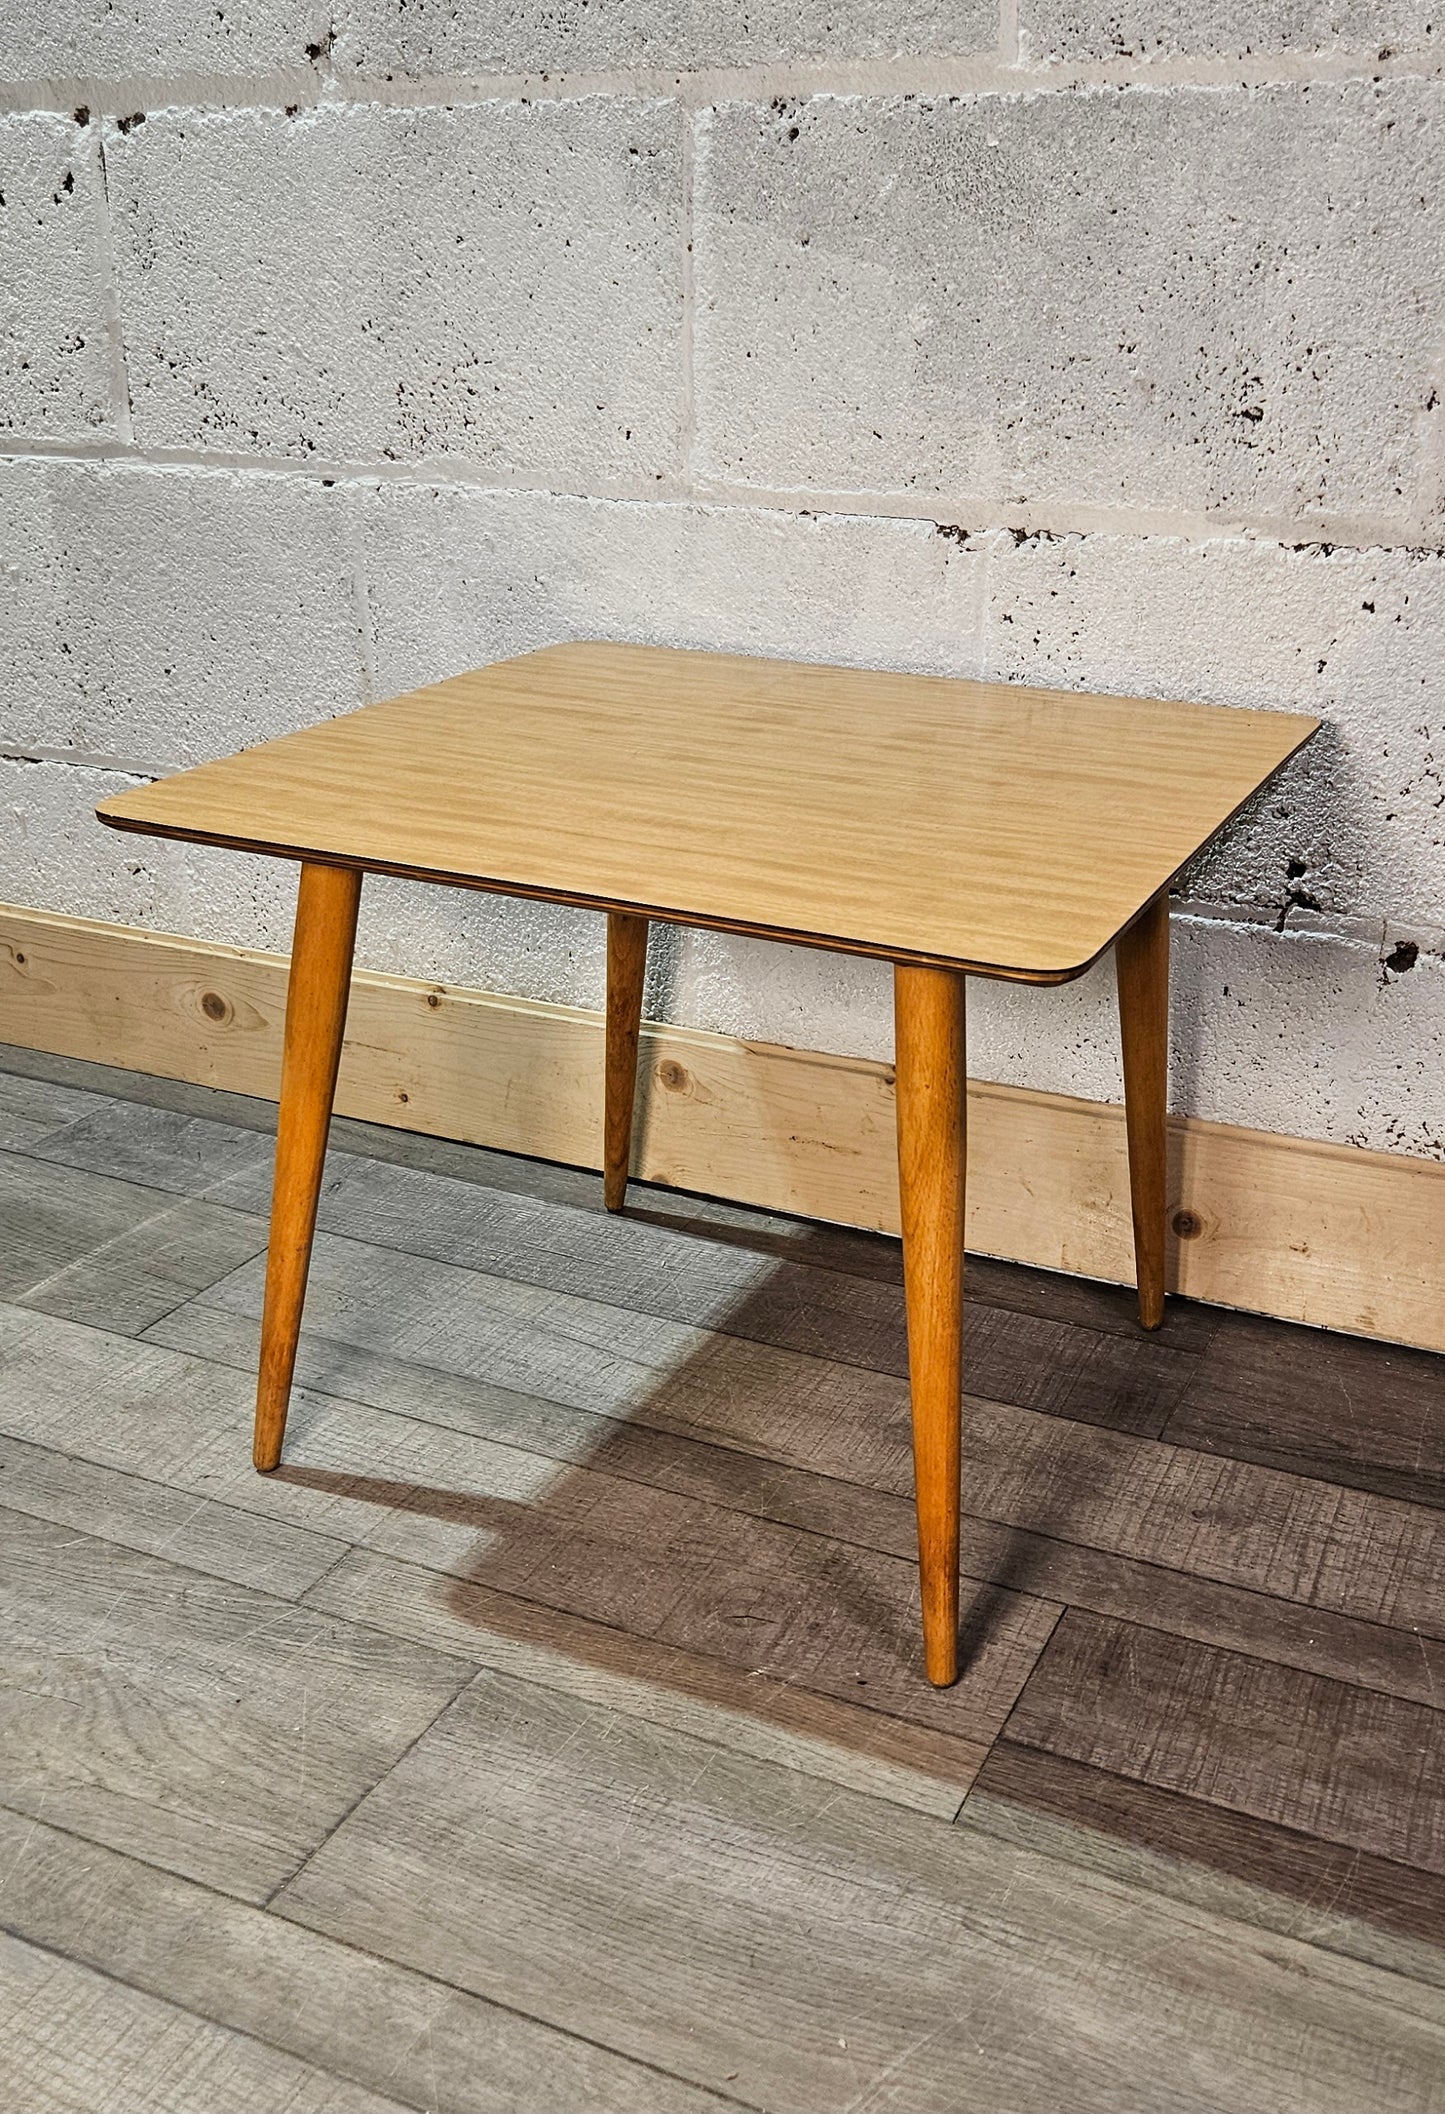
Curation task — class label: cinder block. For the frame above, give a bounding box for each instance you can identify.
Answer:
[967,911,1445,1157]
[356,874,605,1016]
[694,81,1445,530]
[335,0,996,76]
[658,924,895,1063]
[1174,912,1445,1154]
[0,757,299,950]
[0,115,113,439]
[359,483,987,697]
[0,1,325,81]
[985,530,1445,927]
[1019,1,1438,64]
[109,102,684,476]
[0,459,365,768]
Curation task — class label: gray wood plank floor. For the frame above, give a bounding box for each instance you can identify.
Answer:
[1,1041,1444,2113]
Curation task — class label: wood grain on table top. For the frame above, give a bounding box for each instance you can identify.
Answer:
[96,642,1319,980]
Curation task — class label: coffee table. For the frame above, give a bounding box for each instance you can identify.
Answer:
[97,642,1317,1685]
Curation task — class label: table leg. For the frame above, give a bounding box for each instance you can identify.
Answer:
[253,861,362,1472]
[1116,889,1170,1331]
[604,911,649,1213]
[894,962,966,1688]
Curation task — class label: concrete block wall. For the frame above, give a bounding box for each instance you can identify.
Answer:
[2,7,1443,1156]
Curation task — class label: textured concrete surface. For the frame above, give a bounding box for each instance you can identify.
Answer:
[359,483,989,697]
[986,531,1445,927]
[2,14,1443,1161]
[695,82,1445,532]
[1018,2,1440,65]
[335,0,999,77]
[0,3,325,84]
[108,102,685,474]
[0,756,299,942]
[0,460,362,766]
[0,115,113,438]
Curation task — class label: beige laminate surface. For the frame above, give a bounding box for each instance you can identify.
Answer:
[96,642,1317,980]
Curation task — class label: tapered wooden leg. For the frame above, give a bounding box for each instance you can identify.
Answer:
[1116,889,1170,1332]
[894,962,966,1689]
[253,862,362,1471]
[604,912,649,1212]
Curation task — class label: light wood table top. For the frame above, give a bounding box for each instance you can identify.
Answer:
[97,642,1317,982]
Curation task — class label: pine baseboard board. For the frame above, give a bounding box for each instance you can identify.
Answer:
[1,901,1437,1353]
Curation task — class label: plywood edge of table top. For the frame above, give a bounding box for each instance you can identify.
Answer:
[93,643,1321,987]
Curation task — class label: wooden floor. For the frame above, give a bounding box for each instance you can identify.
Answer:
[1,1044,1444,2114]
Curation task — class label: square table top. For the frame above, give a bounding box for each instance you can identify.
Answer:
[97,641,1318,983]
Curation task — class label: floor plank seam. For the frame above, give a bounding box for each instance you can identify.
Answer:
[7,1773,1437,2100]
[294,1531,370,1604]
[0,1366,938,1578]
[292,1549,984,1785]
[210,1194,1205,1386]
[963,1743,1445,1996]
[1003,1601,1445,1733]
[9,1365,1445,1686]
[0,1800,758,2112]
[5,1183,253,1313]
[139,1294,1228,1501]
[0,1467,357,1610]
[256,1664,480,1913]
[0,1042,283,1138]
[966,1541,1445,1687]
[0,1918,438,2114]
[0,1062,1225,1355]
[2,1298,954,1559]
[984,1730,1445,1870]
[946,1601,1071,1829]
[143,1271,1443,1535]
[995,1717,1445,1885]
[259,1887,767,2111]
[112,1228,272,1343]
